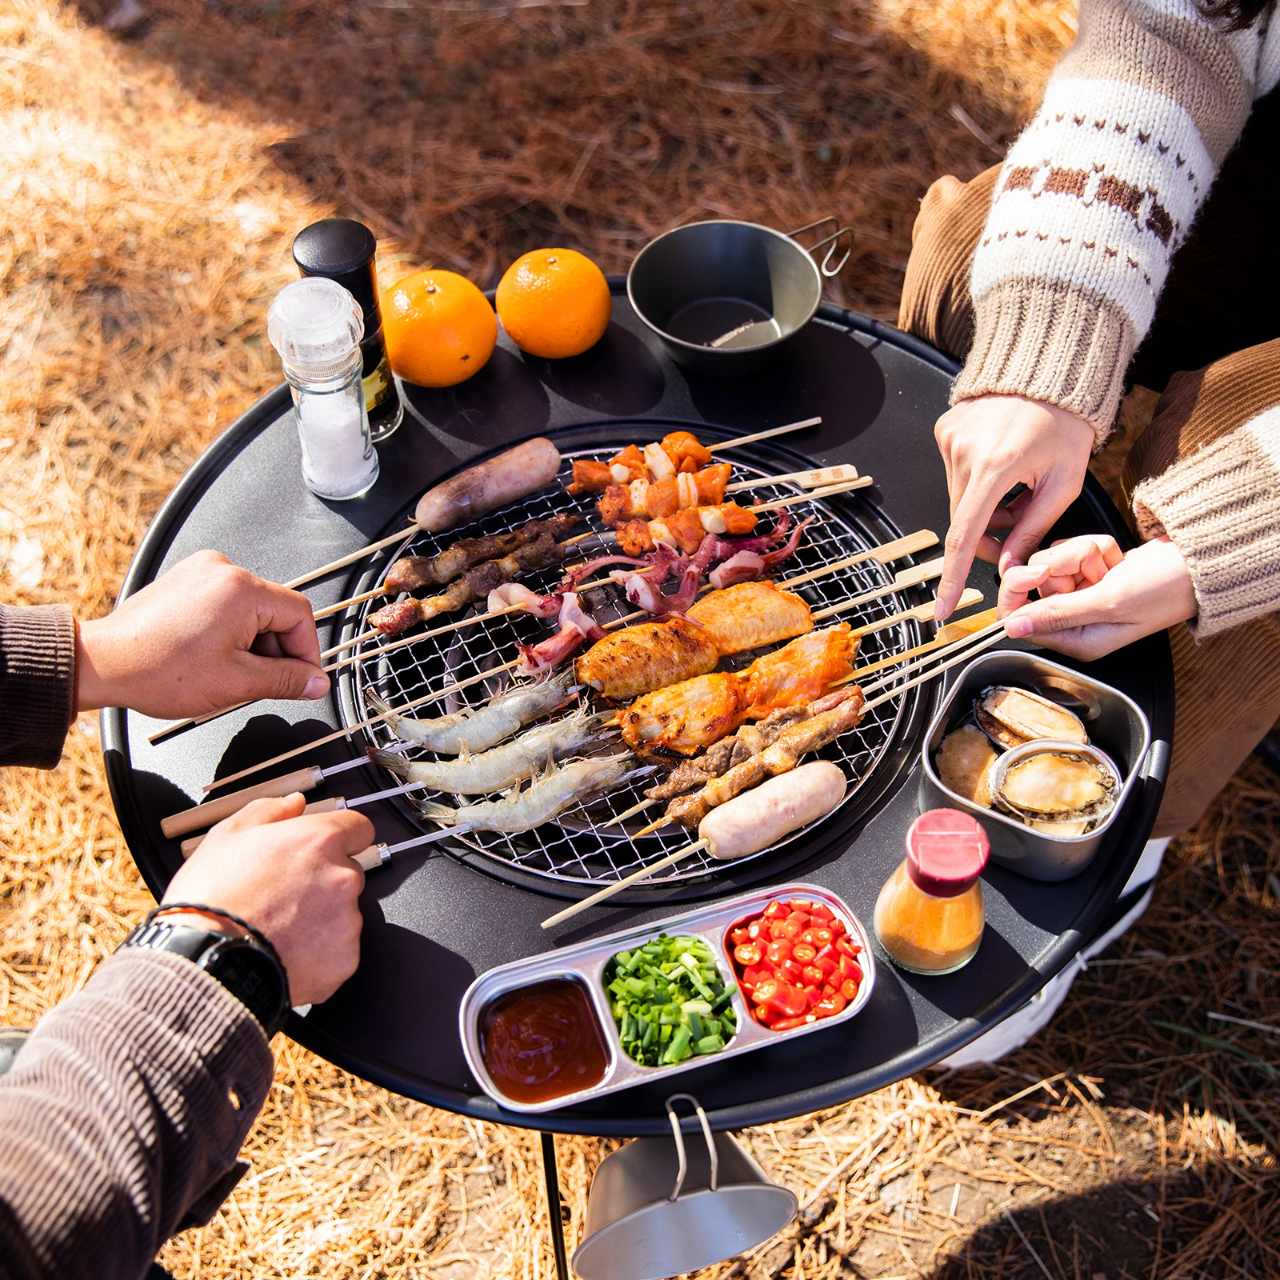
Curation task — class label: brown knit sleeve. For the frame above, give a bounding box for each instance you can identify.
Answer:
[0,949,274,1280]
[0,604,77,770]
[1133,402,1280,638]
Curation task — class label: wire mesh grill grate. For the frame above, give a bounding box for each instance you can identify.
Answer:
[339,444,921,889]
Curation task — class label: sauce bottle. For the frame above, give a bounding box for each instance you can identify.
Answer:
[292,218,404,443]
[873,808,989,975]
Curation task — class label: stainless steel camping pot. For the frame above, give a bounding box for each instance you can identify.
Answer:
[571,1095,798,1280]
[627,217,853,376]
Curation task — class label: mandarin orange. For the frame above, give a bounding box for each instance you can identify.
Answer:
[495,248,612,359]
[382,270,497,387]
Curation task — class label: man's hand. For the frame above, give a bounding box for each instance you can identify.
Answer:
[77,550,329,718]
[934,394,1095,620]
[999,534,1198,661]
[160,794,373,1008]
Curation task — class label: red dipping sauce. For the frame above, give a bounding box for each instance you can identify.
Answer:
[479,979,609,1105]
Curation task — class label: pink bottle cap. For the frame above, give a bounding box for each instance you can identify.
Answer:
[905,809,990,898]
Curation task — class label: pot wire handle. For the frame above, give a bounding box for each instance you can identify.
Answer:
[665,1093,718,1200]
[788,215,854,277]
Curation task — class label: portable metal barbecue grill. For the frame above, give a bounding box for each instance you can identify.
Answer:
[336,439,924,892]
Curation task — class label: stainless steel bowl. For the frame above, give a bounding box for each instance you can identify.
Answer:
[627,218,852,376]
[919,652,1152,881]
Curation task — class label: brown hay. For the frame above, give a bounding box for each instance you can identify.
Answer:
[3,1,1277,1276]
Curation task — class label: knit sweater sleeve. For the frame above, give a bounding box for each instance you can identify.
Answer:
[954,0,1277,442]
[1133,400,1280,637]
[0,950,273,1280]
[0,605,76,770]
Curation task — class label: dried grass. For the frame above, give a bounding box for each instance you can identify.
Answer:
[1,1,1276,1277]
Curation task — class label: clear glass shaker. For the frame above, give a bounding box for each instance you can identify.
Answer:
[267,277,379,501]
[874,808,989,975]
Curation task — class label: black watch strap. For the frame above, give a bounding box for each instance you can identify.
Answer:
[119,912,291,1038]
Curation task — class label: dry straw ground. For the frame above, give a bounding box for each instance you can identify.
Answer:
[1,1,1277,1276]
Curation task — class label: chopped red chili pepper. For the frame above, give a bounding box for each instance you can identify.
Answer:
[734,941,762,967]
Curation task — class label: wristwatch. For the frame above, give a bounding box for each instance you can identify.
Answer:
[118,910,291,1037]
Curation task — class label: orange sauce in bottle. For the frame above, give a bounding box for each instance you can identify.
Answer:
[874,809,989,975]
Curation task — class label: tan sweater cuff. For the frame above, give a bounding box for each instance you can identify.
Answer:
[1133,429,1280,640]
[0,603,77,769]
[952,276,1136,446]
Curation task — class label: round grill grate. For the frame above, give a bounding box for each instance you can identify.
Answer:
[339,442,922,889]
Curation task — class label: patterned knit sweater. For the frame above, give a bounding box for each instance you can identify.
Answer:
[958,0,1280,637]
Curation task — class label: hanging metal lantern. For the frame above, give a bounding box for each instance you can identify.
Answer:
[572,1095,798,1280]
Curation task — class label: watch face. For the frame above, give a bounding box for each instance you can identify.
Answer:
[203,940,288,1031]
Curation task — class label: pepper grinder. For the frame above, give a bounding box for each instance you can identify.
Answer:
[292,218,404,443]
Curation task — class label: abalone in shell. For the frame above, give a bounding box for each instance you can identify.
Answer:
[975,685,1088,749]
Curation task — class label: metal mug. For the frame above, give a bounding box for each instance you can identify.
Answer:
[571,1094,798,1280]
[627,217,854,376]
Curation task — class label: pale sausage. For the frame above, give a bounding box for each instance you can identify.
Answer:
[415,437,561,532]
[699,760,846,860]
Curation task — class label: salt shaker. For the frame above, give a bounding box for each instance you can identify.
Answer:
[873,808,989,975]
[267,277,379,501]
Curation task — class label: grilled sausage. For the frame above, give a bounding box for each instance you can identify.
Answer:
[699,761,846,860]
[415,437,561,532]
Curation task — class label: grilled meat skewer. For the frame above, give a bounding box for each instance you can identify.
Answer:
[384,513,580,593]
[370,531,568,636]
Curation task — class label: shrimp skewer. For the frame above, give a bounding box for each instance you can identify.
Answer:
[419,754,647,833]
[367,670,578,756]
[368,707,615,795]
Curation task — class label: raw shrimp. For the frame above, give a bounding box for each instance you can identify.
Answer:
[368,670,578,755]
[368,708,616,795]
[420,754,644,832]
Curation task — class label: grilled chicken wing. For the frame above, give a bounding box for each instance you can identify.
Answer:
[685,580,812,654]
[738,626,857,720]
[618,672,741,756]
[575,615,718,700]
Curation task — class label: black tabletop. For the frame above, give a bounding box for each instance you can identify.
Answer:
[103,282,1172,1136]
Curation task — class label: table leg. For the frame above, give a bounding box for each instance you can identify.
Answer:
[541,1131,571,1280]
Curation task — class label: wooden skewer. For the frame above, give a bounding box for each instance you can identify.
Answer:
[285,526,418,592]
[861,625,1007,712]
[746,476,870,512]
[845,607,997,681]
[859,619,1005,695]
[541,839,711,929]
[711,417,821,451]
[314,587,383,621]
[724,463,856,495]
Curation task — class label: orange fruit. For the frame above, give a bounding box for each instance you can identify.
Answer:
[382,270,498,388]
[495,248,612,359]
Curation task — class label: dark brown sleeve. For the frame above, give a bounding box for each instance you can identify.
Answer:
[0,950,274,1280]
[0,604,77,770]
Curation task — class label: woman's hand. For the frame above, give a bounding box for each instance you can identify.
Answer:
[76,550,329,718]
[934,394,1095,620]
[999,534,1198,660]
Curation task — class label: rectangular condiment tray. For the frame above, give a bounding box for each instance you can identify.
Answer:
[458,882,877,1113]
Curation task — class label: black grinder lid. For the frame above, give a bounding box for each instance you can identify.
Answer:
[292,219,381,326]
